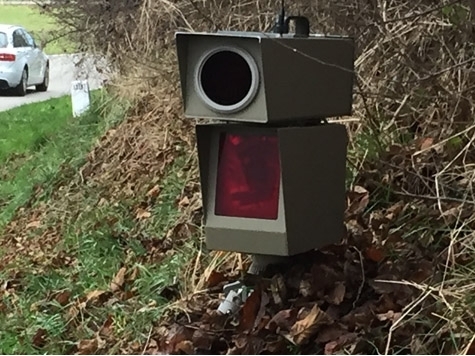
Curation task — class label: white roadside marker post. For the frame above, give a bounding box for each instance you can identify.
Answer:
[71,80,91,117]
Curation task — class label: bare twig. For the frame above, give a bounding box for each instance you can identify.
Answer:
[351,247,366,309]
[393,191,475,205]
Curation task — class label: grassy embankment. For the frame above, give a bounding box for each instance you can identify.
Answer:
[0,91,199,354]
[0,5,74,54]
[0,5,196,353]
[0,94,122,354]
[0,93,104,227]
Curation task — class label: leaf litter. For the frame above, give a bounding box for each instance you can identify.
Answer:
[151,225,438,355]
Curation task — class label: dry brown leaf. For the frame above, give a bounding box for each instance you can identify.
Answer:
[136,208,151,220]
[322,332,359,354]
[439,206,462,224]
[315,324,348,344]
[192,329,214,351]
[178,196,190,207]
[129,340,141,352]
[120,290,135,301]
[165,324,190,354]
[328,282,346,305]
[270,274,287,306]
[265,339,288,354]
[353,185,368,195]
[419,137,434,150]
[176,340,194,354]
[99,315,114,337]
[289,304,329,345]
[32,328,47,348]
[254,291,269,331]
[66,305,79,321]
[146,185,160,198]
[78,338,98,355]
[55,290,71,306]
[86,289,107,302]
[110,267,127,292]
[166,222,195,240]
[266,309,298,332]
[26,220,41,229]
[97,197,108,206]
[347,186,369,216]
[385,201,404,220]
[410,260,433,283]
[146,339,159,354]
[206,270,226,288]
[128,266,140,282]
[376,310,402,323]
[238,288,261,332]
[364,246,385,263]
[325,340,339,355]
[233,335,266,354]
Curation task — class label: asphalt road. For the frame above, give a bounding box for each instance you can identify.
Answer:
[0,54,108,112]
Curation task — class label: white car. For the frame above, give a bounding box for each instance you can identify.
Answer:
[0,24,49,96]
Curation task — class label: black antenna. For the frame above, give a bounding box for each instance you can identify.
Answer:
[272,0,310,37]
[273,0,288,35]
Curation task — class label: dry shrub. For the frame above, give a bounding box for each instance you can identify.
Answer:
[39,0,475,353]
[43,0,475,197]
[43,0,475,173]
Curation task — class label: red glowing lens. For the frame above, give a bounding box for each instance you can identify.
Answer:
[215,132,280,220]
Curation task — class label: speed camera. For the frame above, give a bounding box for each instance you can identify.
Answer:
[175,17,354,257]
[176,31,354,123]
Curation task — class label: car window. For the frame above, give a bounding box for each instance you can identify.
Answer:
[22,30,35,48]
[0,32,7,48]
[12,29,28,48]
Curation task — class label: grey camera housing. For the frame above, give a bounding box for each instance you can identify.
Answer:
[176,31,355,123]
[196,123,349,256]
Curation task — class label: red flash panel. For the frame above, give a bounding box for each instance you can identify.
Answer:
[215,132,280,220]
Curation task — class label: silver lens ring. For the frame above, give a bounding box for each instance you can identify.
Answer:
[195,46,260,114]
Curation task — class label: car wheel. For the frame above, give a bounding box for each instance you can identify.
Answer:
[36,65,49,92]
[14,68,28,97]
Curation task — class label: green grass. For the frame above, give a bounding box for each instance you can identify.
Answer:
[0,93,125,354]
[0,155,196,354]
[0,91,117,227]
[0,97,71,162]
[0,5,74,54]
[0,93,200,354]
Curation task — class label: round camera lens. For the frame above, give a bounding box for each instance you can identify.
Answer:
[200,50,254,107]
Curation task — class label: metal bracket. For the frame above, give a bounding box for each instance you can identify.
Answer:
[217,281,254,314]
